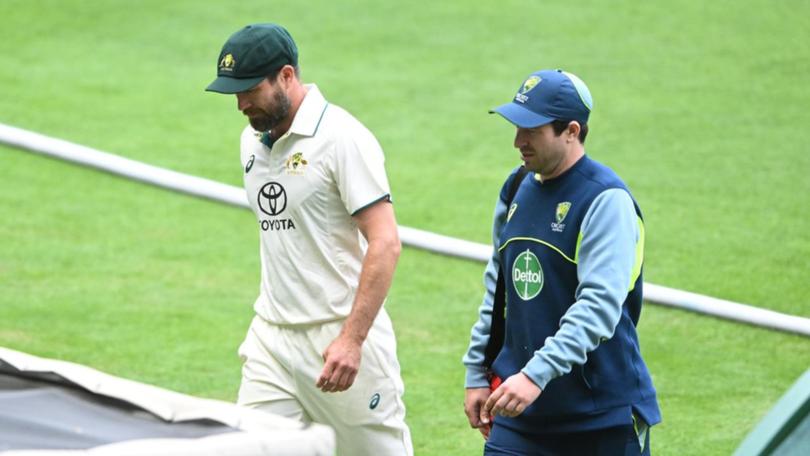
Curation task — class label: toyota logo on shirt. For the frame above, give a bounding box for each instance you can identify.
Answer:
[258,182,287,216]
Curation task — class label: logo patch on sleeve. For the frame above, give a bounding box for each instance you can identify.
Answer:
[507,203,518,222]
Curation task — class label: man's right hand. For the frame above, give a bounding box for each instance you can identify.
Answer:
[464,387,493,440]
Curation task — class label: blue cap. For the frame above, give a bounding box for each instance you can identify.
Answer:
[490,69,593,128]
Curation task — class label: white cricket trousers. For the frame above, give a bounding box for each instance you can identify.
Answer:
[237,310,413,456]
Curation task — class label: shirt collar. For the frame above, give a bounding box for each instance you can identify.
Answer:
[288,84,328,137]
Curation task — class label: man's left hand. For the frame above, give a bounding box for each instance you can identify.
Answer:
[317,334,362,392]
[483,372,542,418]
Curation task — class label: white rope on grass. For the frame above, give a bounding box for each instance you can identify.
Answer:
[2,122,809,337]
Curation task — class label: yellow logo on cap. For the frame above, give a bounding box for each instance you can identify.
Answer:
[521,76,541,94]
[219,53,235,72]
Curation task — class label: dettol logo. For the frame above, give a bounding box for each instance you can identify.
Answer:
[512,249,543,300]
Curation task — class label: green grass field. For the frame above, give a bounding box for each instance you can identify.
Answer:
[2,1,809,454]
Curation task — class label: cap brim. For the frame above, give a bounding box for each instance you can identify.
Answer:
[205,75,266,94]
[489,102,555,128]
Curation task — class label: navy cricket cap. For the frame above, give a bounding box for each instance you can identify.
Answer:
[206,23,298,94]
[490,69,593,128]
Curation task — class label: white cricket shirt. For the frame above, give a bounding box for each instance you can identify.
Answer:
[240,85,391,324]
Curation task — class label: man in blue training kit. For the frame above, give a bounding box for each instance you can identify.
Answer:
[463,69,661,455]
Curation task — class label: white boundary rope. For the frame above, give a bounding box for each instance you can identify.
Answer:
[2,122,808,337]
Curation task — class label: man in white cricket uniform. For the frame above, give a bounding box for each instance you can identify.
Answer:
[206,23,412,456]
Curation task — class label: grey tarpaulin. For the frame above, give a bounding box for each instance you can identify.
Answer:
[0,347,335,455]
[0,371,235,449]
